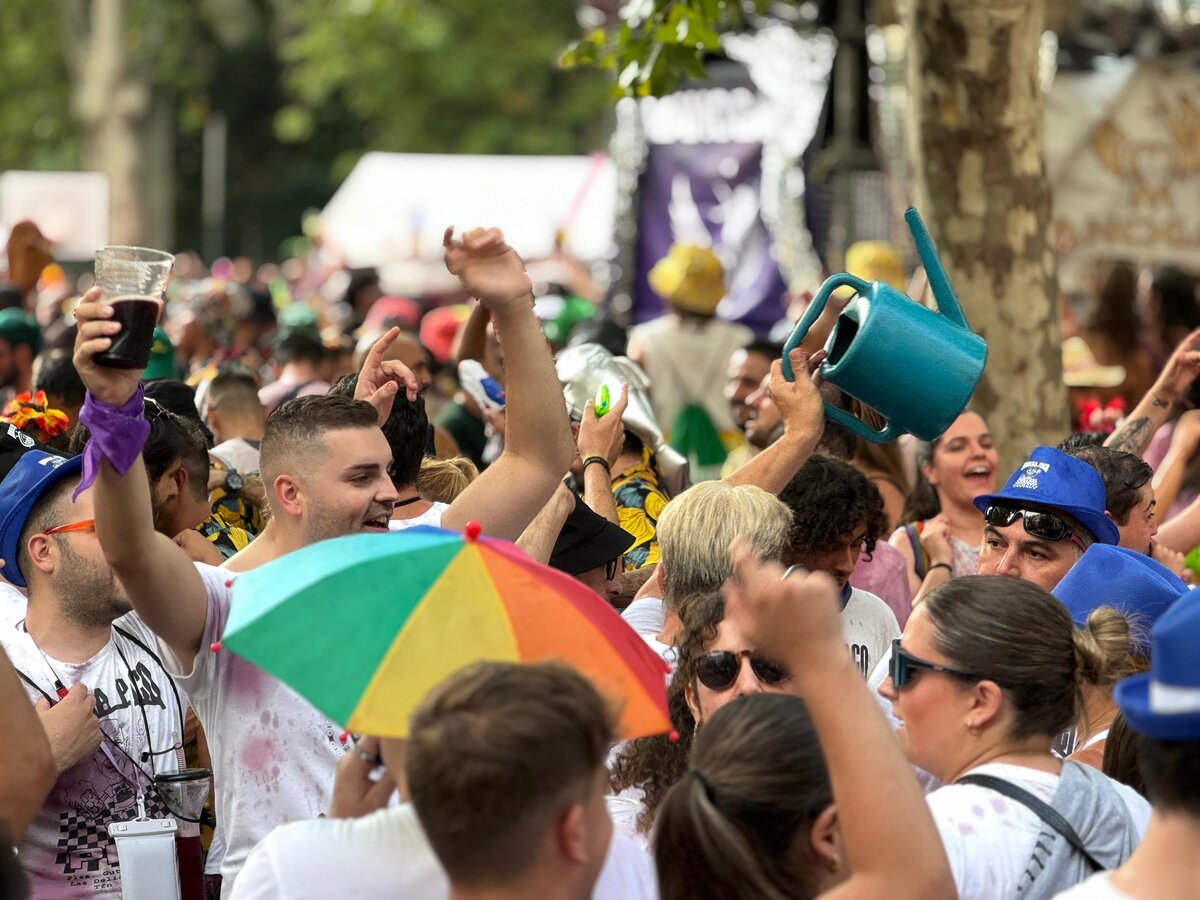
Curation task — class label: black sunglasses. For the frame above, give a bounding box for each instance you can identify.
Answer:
[888,639,982,689]
[983,503,1086,551]
[605,557,623,581]
[694,650,789,692]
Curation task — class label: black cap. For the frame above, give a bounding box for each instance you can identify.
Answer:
[549,494,636,577]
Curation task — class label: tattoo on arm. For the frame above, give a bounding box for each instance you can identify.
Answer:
[1107,416,1153,454]
[1152,396,1171,409]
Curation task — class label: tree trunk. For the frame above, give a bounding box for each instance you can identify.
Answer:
[66,0,159,247]
[906,0,1065,473]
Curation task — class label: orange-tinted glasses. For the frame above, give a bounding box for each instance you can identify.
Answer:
[44,519,96,536]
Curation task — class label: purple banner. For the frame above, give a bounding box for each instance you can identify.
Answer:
[635,142,787,336]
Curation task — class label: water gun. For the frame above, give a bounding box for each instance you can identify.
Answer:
[458,359,505,412]
[594,383,612,417]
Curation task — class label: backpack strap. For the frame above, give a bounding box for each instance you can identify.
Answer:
[957,773,1105,873]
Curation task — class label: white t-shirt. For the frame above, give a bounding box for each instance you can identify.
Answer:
[841,587,900,678]
[157,564,350,897]
[0,580,27,624]
[231,802,659,899]
[621,597,666,635]
[1054,872,1133,898]
[929,762,1151,900]
[210,438,262,475]
[626,316,753,440]
[3,614,187,898]
[387,502,448,531]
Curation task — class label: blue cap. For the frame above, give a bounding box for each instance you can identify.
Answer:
[0,450,83,587]
[1116,586,1200,740]
[1052,544,1187,630]
[973,446,1120,546]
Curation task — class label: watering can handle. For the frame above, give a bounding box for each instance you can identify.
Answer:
[781,272,870,382]
[905,207,968,330]
[781,272,902,444]
[826,404,903,445]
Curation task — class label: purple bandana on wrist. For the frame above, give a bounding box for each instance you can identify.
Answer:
[74,385,151,499]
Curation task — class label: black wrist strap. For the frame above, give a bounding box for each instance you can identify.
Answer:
[957,773,1105,872]
[927,562,953,575]
[582,456,611,474]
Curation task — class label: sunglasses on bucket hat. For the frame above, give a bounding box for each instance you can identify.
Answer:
[983,502,1087,552]
[694,650,790,692]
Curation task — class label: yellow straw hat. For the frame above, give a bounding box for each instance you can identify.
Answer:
[649,244,726,316]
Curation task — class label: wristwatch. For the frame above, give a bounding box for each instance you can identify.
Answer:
[223,470,244,493]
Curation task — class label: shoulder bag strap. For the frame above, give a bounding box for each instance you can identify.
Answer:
[957,773,1105,872]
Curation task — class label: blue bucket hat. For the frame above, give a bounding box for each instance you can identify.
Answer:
[1052,544,1187,630]
[0,450,83,587]
[1116,586,1200,741]
[973,446,1120,546]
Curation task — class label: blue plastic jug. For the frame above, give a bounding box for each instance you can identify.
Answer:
[782,207,987,443]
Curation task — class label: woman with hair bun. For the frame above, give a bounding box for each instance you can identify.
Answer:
[1051,543,1188,767]
[878,576,1151,899]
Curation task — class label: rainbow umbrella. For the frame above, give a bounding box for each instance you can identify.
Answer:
[218,524,670,740]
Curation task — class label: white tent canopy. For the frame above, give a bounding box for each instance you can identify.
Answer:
[320,152,617,268]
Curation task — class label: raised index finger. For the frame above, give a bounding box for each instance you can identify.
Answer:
[362,327,401,374]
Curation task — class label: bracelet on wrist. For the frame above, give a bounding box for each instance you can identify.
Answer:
[927,562,953,577]
[582,456,611,474]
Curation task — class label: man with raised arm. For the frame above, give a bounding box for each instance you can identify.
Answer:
[71,226,576,896]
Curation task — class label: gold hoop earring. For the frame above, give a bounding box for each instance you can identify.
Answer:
[966,722,982,737]
[829,855,842,874]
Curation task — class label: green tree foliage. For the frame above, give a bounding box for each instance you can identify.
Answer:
[561,0,767,97]
[275,0,612,166]
[0,3,79,171]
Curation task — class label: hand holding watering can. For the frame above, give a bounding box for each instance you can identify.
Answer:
[782,208,987,443]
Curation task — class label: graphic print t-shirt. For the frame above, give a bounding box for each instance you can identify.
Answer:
[3,614,185,899]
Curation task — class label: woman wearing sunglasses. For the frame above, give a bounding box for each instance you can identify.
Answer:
[608,589,791,844]
[878,576,1150,899]
[889,412,997,599]
[652,543,955,900]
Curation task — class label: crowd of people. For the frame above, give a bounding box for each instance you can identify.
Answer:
[0,217,1199,900]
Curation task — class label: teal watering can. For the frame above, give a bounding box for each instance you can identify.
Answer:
[783,207,987,443]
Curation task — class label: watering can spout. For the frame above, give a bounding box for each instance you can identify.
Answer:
[905,207,968,330]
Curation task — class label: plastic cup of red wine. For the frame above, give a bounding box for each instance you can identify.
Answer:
[93,245,174,369]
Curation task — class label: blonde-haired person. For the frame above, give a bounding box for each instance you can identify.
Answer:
[878,576,1150,899]
[620,481,792,663]
[417,456,479,505]
[1051,544,1187,767]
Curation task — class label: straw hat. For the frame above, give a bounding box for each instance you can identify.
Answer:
[648,244,725,316]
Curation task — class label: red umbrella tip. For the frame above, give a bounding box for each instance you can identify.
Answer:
[668,729,681,743]
[210,641,222,653]
[465,521,482,542]
[339,731,351,744]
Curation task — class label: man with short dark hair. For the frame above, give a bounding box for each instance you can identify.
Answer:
[329,374,443,526]
[407,661,615,900]
[202,369,265,476]
[972,446,1119,592]
[72,226,578,892]
[258,332,329,415]
[1060,440,1158,554]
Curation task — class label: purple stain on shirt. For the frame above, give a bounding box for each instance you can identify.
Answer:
[74,386,151,499]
